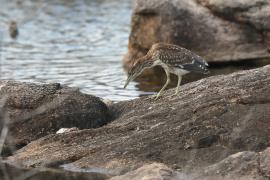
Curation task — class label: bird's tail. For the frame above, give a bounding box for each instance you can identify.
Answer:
[183,60,209,74]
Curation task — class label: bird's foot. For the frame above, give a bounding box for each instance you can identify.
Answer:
[174,89,180,95]
[153,94,161,100]
[154,96,160,100]
[167,90,180,99]
[152,91,164,100]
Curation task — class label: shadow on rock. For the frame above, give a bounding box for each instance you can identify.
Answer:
[0,81,110,155]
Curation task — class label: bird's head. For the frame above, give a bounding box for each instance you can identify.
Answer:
[124,56,153,88]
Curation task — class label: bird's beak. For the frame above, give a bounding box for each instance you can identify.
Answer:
[124,76,132,89]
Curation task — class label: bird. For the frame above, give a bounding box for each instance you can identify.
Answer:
[9,21,19,39]
[124,43,209,99]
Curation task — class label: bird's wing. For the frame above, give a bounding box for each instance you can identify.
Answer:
[158,47,209,73]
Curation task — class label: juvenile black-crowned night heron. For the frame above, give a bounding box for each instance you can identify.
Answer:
[124,43,209,99]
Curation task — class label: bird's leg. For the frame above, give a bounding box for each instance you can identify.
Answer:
[175,75,182,95]
[155,69,170,99]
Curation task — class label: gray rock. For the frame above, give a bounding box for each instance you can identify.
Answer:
[0,81,110,154]
[6,65,270,178]
[124,0,270,69]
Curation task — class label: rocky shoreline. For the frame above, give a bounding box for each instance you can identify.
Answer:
[0,0,270,179]
[0,65,269,179]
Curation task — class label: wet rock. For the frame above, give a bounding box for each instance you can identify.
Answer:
[111,148,270,180]
[0,81,110,154]
[124,0,270,69]
[6,66,270,175]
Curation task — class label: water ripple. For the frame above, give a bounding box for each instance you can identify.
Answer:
[0,0,139,101]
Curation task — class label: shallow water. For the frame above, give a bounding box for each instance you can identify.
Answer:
[0,0,144,101]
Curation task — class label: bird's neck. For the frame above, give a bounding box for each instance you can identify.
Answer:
[137,55,154,68]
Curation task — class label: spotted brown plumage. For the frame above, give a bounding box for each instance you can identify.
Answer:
[151,43,209,74]
[124,43,209,99]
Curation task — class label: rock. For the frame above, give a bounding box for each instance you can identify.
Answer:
[112,148,270,180]
[111,163,180,180]
[260,147,270,177]
[124,0,270,69]
[56,127,79,134]
[202,0,270,30]
[6,66,270,176]
[197,147,270,180]
[0,81,110,154]
[0,162,109,180]
[201,151,261,180]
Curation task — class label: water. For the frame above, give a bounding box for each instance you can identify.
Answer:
[0,0,142,101]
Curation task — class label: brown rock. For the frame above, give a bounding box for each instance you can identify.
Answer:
[111,163,179,180]
[124,0,270,69]
[6,66,270,176]
[112,148,270,180]
[202,151,262,180]
[196,147,270,180]
[0,162,109,180]
[0,81,110,154]
[260,147,270,177]
[202,0,270,30]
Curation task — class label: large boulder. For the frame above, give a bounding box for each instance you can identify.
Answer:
[6,65,270,176]
[124,0,270,69]
[0,81,110,154]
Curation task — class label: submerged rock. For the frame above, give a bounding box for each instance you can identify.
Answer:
[0,81,110,154]
[6,65,270,178]
[124,0,270,69]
